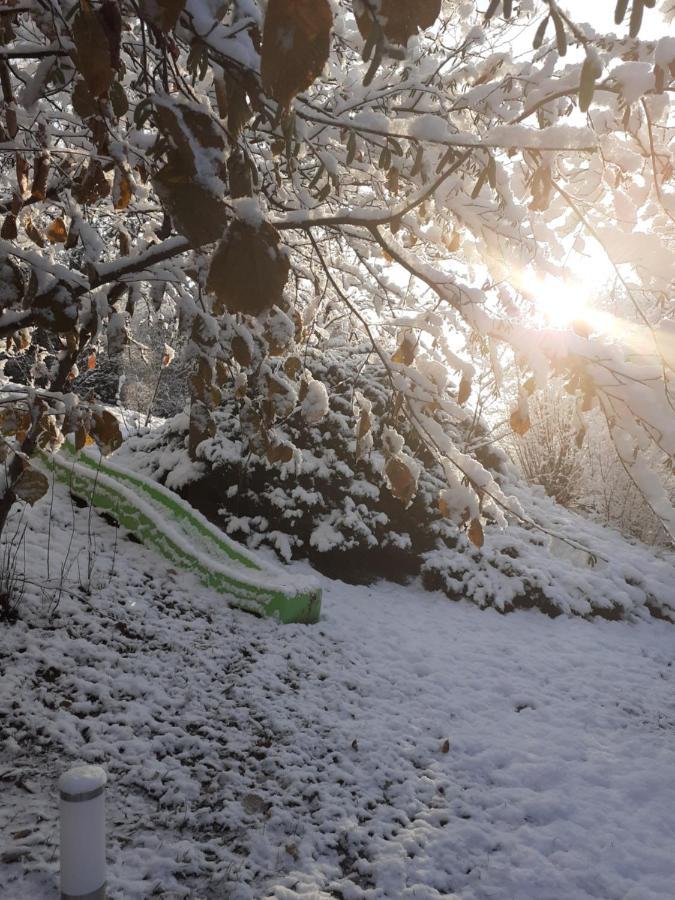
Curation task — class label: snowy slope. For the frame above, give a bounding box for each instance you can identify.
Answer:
[1,481,674,899]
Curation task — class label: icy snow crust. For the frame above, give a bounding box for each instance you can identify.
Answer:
[1,484,675,899]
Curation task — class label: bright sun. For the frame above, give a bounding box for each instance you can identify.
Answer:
[521,245,616,332]
[530,276,594,327]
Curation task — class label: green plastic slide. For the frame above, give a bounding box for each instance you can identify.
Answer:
[41,445,321,625]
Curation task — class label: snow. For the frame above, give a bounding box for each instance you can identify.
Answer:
[301,378,329,425]
[58,765,107,798]
[610,62,656,104]
[1,481,674,899]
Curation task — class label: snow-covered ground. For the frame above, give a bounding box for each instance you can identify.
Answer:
[1,480,675,899]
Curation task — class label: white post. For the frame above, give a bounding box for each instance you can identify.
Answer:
[59,765,107,900]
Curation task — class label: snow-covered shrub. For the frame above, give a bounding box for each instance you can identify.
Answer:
[503,386,674,547]
[119,341,471,583]
[116,343,675,621]
[420,484,675,622]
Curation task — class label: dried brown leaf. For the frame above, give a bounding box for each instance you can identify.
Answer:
[140,0,186,32]
[468,518,484,548]
[92,409,123,455]
[261,0,333,109]
[355,0,441,46]
[391,332,416,365]
[14,467,49,505]
[510,407,531,436]
[72,7,114,98]
[457,376,471,406]
[46,217,67,243]
[385,456,417,505]
[207,219,289,317]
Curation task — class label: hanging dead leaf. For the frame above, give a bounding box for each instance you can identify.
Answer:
[30,152,50,200]
[227,147,253,199]
[72,6,114,98]
[110,80,128,117]
[0,407,31,438]
[99,0,122,68]
[87,352,96,370]
[457,376,471,406]
[74,425,89,452]
[140,0,186,32]
[24,216,45,248]
[355,0,441,46]
[231,335,252,368]
[92,409,123,455]
[190,356,214,405]
[357,408,372,440]
[523,375,536,396]
[113,167,132,210]
[510,407,531,436]
[266,441,294,464]
[72,78,97,118]
[440,738,450,753]
[283,356,302,379]
[153,160,228,246]
[234,372,248,399]
[264,307,295,356]
[1,214,17,240]
[261,0,333,109]
[189,311,217,351]
[266,372,295,416]
[16,154,29,196]
[468,518,484,548]
[154,98,226,175]
[207,219,290,317]
[188,400,215,459]
[579,55,601,113]
[46,217,67,243]
[443,228,461,252]
[391,332,416,365]
[72,159,110,205]
[385,456,417,505]
[37,414,62,452]
[107,311,128,355]
[14,467,49,505]
[572,319,592,338]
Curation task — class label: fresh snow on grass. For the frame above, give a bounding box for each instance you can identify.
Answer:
[1,481,674,899]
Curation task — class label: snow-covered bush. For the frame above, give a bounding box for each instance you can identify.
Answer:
[117,343,675,621]
[503,385,674,547]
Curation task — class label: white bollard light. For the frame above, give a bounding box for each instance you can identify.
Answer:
[59,765,107,900]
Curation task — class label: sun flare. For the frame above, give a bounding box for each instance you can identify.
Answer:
[520,244,617,333]
[529,276,594,328]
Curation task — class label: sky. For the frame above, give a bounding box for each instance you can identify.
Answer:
[549,0,666,37]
